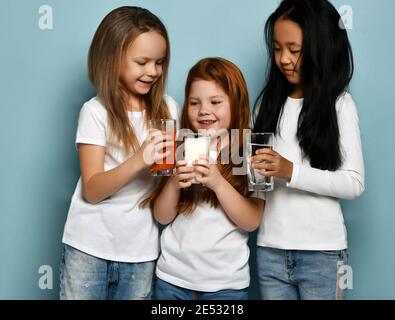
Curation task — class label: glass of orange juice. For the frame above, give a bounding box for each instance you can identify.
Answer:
[148,119,176,176]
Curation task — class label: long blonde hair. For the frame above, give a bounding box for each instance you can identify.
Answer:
[141,58,250,213]
[88,6,171,153]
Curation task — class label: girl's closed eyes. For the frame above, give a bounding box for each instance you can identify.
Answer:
[188,98,224,106]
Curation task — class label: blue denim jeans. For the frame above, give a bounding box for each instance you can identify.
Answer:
[154,278,248,300]
[256,246,349,300]
[59,244,155,300]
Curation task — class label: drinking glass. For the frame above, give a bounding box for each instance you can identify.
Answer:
[184,132,211,184]
[246,132,274,191]
[148,119,176,176]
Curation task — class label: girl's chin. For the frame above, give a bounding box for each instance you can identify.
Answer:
[121,85,148,98]
[134,86,151,95]
[199,124,216,130]
[194,127,228,137]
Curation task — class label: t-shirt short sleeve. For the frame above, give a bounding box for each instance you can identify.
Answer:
[76,100,107,148]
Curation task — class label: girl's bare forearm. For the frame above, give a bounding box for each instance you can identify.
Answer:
[153,177,181,225]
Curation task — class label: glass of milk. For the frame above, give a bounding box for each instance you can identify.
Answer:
[184,132,211,184]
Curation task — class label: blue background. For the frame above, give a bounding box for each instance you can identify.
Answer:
[0,0,394,299]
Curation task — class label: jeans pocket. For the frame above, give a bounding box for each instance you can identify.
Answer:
[320,250,343,257]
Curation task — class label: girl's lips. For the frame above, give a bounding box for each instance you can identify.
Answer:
[283,70,295,76]
[198,120,217,129]
[138,79,154,86]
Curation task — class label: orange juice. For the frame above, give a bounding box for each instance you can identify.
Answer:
[151,131,176,175]
[148,119,176,176]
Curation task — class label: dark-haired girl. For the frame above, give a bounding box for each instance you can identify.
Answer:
[252,0,364,300]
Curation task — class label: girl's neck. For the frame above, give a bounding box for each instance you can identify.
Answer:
[289,86,303,99]
[125,94,145,112]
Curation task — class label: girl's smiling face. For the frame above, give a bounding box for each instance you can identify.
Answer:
[273,18,303,94]
[120,31,167,99]
[187,79,231,133]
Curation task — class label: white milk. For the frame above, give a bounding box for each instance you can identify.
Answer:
[184,135,210,183]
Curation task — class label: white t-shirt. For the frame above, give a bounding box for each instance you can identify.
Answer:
[257,92,365,250]
[62,95,179,262]
[156,204,250,292]
[156,151,264,292]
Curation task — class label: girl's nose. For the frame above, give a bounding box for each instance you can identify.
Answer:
[280,52,292,65]
[198,103,211,115]
[146,62,158,77]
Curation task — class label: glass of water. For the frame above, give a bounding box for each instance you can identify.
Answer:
[246,132,274,192]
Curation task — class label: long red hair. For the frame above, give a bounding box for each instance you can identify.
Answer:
[179,57,250,213]
[141,57,250,213]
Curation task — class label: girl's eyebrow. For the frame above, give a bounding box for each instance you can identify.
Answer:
[274,40,302,47]
[287,42,302,47]
[189,95,224,100]
[134,56,166,60]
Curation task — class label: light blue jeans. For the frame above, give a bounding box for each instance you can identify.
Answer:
[59,244,155,300]
[256,246,349,300]
[155,278,249,300]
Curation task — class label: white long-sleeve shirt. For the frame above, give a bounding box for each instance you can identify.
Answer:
[257,93,365,250]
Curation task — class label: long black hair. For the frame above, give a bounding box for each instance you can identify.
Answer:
[253,0,354,170]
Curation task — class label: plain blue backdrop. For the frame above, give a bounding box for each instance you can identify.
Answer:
[0,0,394,299]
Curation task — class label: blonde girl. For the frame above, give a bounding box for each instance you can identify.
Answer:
[60,6,178,300]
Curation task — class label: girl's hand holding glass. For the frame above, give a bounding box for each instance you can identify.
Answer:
[193,155,224,192]
[252,148,293,182]
[139,130,174,168]
[172,160,195,189]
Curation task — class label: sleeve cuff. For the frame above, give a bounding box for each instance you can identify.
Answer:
[286,163,300,188]
[75,137,107,150]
